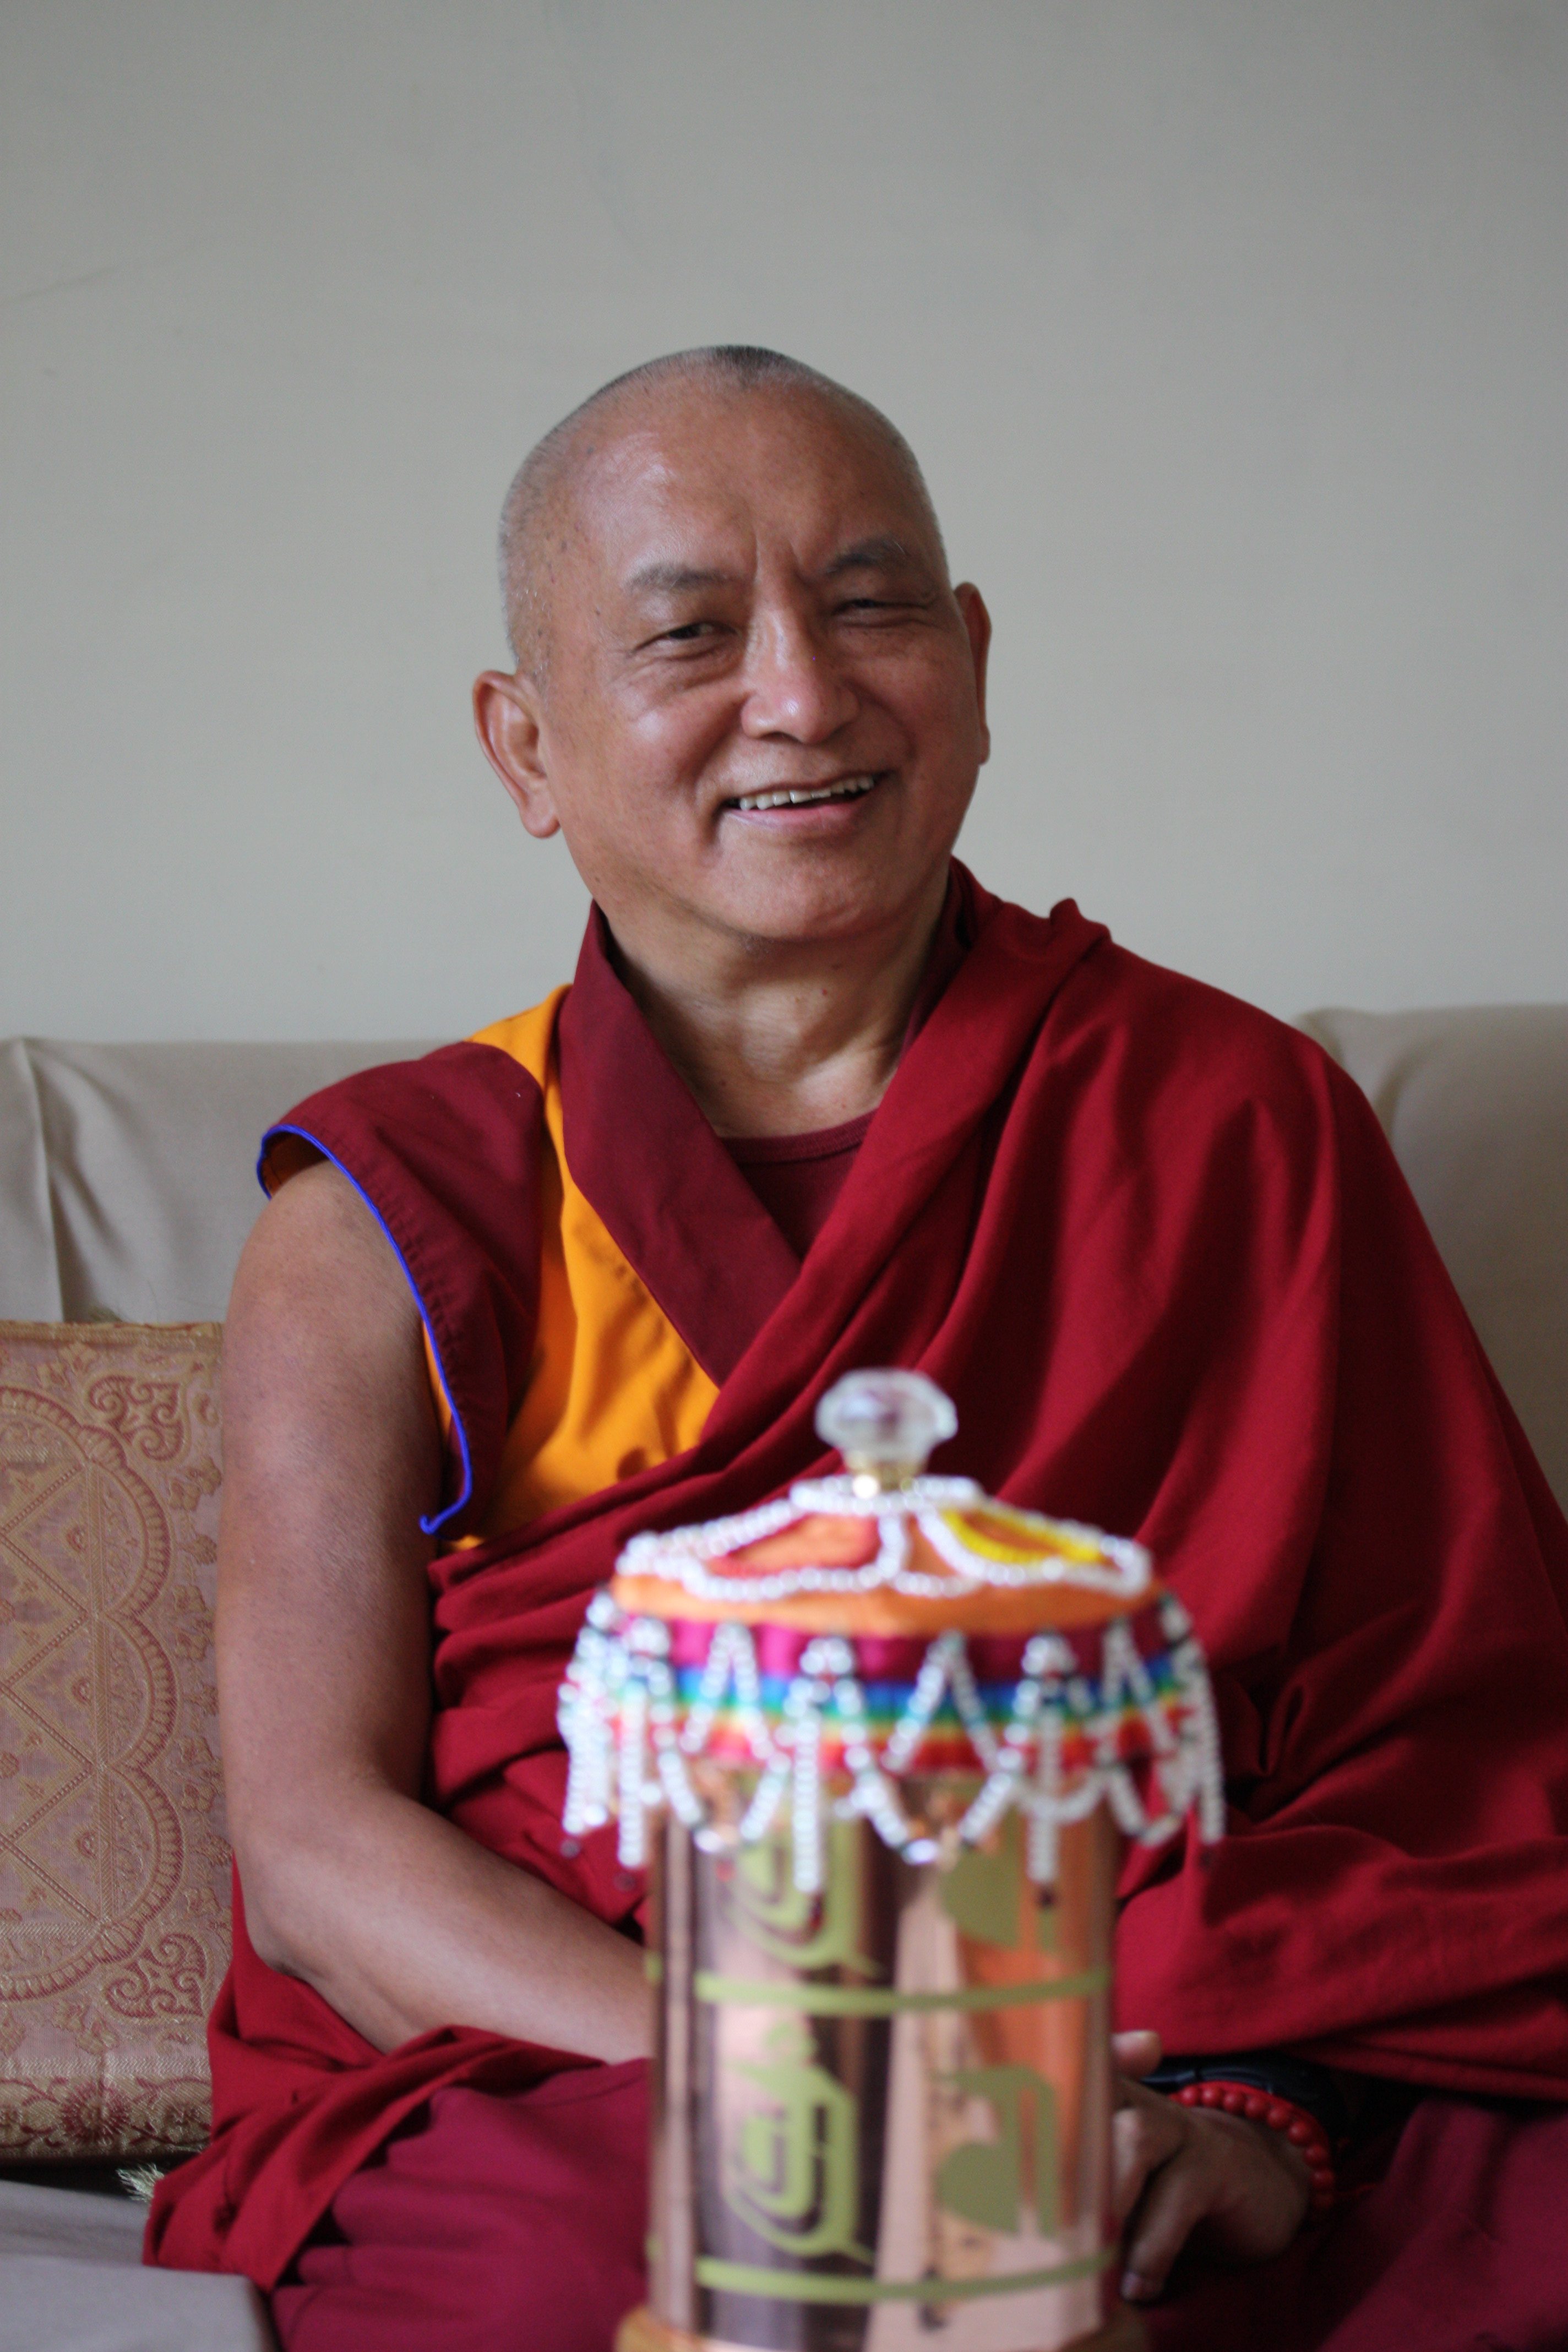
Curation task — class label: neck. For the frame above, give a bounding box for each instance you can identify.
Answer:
[605,873,950,1139]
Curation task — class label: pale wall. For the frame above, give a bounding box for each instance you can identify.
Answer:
[3,0,1564,1041]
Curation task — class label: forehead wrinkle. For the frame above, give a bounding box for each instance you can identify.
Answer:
[624,532,929,603]
[624,559,742,598]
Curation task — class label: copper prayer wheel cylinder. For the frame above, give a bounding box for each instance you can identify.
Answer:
[558,1371,1222,2352]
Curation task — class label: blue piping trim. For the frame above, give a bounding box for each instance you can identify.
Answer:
[258,1124,475,1537]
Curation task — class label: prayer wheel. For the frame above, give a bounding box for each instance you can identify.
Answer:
[558,1371,1224,2352]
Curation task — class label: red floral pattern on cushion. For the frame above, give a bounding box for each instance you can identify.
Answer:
[0,1321,228,2159]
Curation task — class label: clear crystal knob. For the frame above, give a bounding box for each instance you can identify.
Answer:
[815,1369,958,1491]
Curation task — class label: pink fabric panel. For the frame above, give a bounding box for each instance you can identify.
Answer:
[270,2083,1568,2350]
[270,2062,648,2352]
[1146,2096,1568,2351]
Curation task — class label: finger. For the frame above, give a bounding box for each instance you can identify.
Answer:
[1121,2142,1211,2304]
[1111,2089,1186,2224]
[1112,2029,1162,2084]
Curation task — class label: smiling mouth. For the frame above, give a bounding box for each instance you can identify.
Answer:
[727,773,883,814]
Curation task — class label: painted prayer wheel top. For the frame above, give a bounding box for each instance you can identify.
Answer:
[560,1370,1224,1895]
[612,1370,1156,1638]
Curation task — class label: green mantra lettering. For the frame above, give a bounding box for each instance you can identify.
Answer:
[722,2018,871,2262]
[935,2065,1060,2237]
[940,1812,1058,1953]
[721,1820,879,1977]
[692,2248,1115,2306]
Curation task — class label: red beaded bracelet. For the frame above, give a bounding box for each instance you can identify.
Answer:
[1170,2079,1337,2215]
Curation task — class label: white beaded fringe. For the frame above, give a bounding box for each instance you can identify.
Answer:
[558,1587,1224,1893]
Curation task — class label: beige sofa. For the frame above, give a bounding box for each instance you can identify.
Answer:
[1,1009,1565,2350]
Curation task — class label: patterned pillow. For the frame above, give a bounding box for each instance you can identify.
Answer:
[0,1321,228,2161]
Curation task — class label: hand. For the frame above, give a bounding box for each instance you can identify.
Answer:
[1111,2031,1311,2305]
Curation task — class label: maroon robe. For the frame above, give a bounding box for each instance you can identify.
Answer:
[149,872,1568,2348]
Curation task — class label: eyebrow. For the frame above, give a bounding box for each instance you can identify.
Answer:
[818,534,923,579]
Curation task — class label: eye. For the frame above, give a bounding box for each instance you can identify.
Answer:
[835,594,920,621]
[661,619,722,643]
[835,578,933,611]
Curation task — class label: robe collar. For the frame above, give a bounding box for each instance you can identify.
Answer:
[556,863,1092,1393]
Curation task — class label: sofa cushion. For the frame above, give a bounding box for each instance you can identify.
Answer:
[0,1324,227,2162]
[0,1046,58,1322]
[0,1039,435,1324]
[1300,1006,1568,1515]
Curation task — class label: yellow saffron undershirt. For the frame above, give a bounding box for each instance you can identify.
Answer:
[427,993,719,1547]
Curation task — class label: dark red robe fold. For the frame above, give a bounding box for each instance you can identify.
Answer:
[149,872,1568,2304]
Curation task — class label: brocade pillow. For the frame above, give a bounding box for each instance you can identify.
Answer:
[0,1321,228,2161]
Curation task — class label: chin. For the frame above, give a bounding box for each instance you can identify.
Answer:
[712,862,932,948]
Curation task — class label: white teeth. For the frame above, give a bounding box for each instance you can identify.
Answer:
[731,775,879,813]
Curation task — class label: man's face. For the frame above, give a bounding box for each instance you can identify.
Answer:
[480,384,990,966]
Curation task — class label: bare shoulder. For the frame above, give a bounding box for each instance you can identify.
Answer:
[232,1157,415,1324]
[225,1163,429,1445]
[217,1156,438,1635]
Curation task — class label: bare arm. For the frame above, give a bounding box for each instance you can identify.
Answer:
[216,1161,649,2062]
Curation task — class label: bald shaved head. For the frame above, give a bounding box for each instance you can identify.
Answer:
[497,346,946,678]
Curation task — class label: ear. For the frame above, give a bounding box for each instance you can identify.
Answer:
[954,584,993,767]
[473,670,562,839]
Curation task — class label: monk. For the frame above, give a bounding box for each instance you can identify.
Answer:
[147,348,1568,2351]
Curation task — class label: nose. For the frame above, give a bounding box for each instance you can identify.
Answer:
[738,605,858,743]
